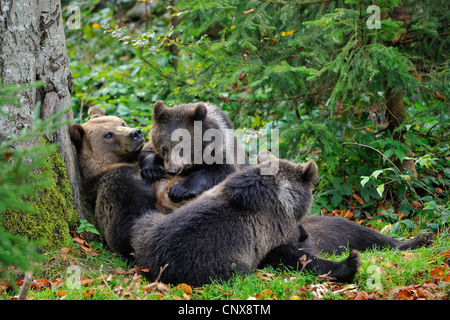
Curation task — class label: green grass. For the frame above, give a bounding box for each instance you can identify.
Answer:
[2,230,449,300]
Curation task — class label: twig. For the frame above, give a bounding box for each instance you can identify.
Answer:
[298,254,312,274]
[343,142,424,206]
[99,264,120,299]
[155,264,169,282]
[18,271,33,300]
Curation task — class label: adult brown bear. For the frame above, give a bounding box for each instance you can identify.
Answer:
[69,107,159,259]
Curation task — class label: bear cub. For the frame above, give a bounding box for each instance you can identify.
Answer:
[132,151,360,285]
[139,100,247,203]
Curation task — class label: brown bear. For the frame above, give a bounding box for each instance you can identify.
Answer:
[69,107,159,259]
[139,100,248,203]
[155,175,433,259]
[131,151,360,285]
[297,215,434,256]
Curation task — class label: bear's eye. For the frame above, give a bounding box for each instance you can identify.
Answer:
[104,132,114,139]
[122,123,126,127]
[161,147,168,156]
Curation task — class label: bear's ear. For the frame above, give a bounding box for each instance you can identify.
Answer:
[88,107,105,119]
[298,161,318,185]
[193,102,208,121]
[256,149,280,175]
[257,149,275,164]
[69,124,85,150]
[153,100,166,122]
[223,168,271,211]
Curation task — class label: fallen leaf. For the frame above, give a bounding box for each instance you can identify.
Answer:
[81,277,94,286]
[401,252,417,260]
[315,272,336,282]
[83,288,96,299]
[71,231,97,254]
[142,281,169,294]
[256,270,276,282]
[0,280,11,293]
[142,265,169,294]
[353,193,364,205]
[394,288,415,300]
[256,289,273,300]
[182,293,192,300]
[354,291,370,300]
[412,201,423,210]
[295,285,310,299]
[152,292,165,299]
[114,267,126,275]
[96,274,109,282]
[175,283,193,295]
[340,209,353,220]
[49,278,64,288]
[430,267,445,279]
[56,290,67,297]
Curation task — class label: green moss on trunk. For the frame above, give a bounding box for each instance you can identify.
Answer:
[2,149,79,251]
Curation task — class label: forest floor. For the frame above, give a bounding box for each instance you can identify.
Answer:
[1,221,449,302]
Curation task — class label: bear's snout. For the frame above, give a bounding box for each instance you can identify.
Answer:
[130,129,143,142]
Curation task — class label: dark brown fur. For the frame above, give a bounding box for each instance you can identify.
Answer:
[298,215,433,256]
[139,101,247,203]
[132,151,360,285]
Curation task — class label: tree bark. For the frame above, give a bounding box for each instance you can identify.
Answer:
[385,89,418,179]
[0,0,86,219]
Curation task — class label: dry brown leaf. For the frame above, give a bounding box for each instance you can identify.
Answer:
[256,289,273,300]
[401,252,417,260]
[256,270,276,282]
[114,267,126,275]
[142,281,169,294]
[353,193,365,205]
[175,283,193,295]
[83,288,96,299]
[56,290,66,297]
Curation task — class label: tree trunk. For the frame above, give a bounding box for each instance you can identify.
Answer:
[0,0,86,245]
[385,89,418,179]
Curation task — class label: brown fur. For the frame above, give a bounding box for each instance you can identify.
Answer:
[69,107,145,182]
[132,151,360,285]
[139,100,247,203]
[69,107,157,259]
[155,175,187,213]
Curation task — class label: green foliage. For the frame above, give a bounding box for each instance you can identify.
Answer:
[2,232,450,300]
[0,80,74,283]
[77,219,100,236]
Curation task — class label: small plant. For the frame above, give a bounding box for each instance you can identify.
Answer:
[77,219,100,235]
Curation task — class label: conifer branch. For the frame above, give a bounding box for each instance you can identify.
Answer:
[258,0,330,5]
